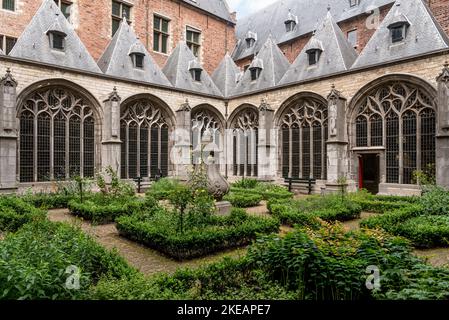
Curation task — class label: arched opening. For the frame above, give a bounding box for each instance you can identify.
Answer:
[349,77,437,191]
[229,105,259,178]
[120,96,173,179]
[17,83,101,183]
[277,93,328,180]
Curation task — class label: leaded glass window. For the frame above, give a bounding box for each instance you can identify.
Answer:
[19,87,96,183]
[191,108,222,165]
[281,97,328,180]
[120,100,170,179]
[231,108,259,177]
[355,81,436,185]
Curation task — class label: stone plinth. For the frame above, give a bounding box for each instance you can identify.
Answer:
[215,201,232,216]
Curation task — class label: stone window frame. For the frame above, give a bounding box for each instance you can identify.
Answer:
[54,0,72,21]
[1,0,15,12]
[229,105,259,178]
[186,25,202,59]
[276,93,328,180]
[17,84,102,183]
[0,34,17,54]
[348,76,438,186]
[112,0,132,37]
[120,97,174,180]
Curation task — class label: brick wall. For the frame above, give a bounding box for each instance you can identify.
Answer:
[427,0,449,37]
[0,0,235,74]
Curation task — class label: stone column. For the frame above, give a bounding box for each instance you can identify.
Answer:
[258,98,276,181]
[325,85,350,193]
[0,69,18,192]
[102,87,122,179]
[436,62,449,188]
[173,99,192,180]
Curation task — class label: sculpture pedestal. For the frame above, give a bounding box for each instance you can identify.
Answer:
[215,201,232,216]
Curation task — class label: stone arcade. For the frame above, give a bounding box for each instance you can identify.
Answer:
[1,0,449,196]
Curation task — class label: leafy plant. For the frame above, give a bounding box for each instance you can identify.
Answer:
[0,196,46,232]
[224,193,263,208]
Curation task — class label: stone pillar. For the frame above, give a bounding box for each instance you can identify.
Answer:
[436,62,449,188]
[325,85,350,193]
[102,87,122,179]
[258,98,276,181]
[173,99,192,180]
[0,69,18,192]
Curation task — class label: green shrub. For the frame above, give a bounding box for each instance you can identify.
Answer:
[394,215,449,248]
[348,190,416,213]
[419,186,449,216]
[0,197,46,232]
[268,195,361,227]
[360,205,423,231]
[146,178,183,200]
[23,192,74,209]
[68,195,154,224]
[92,257,295,300]
[116,208,280,260]
[0,220,136,300]
[232,178,259,189]
[223,193,263,208]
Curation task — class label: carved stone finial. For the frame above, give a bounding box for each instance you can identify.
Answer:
[179,98,191,112]
[107,86,120,102]
[259,97,273,112]
[437,62,449,83]
[327,84,343,101]
[1,68,18,87]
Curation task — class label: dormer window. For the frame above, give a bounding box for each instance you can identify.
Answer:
[189,59,203,82]
[349,0,360,7]
[46,17,67,51]
[129,41,146,69]
[249,57,263,81]
[387,14,410,43]
[307,50,321,65]
[132,53,144,69]
[245,31,257,49]
[250,67,261,81]
[305,38,323,66]
[284,11,298,33]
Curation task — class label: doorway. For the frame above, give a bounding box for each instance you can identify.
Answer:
[359,154,380,194]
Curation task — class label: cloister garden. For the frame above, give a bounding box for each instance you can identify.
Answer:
[1,165,449,301]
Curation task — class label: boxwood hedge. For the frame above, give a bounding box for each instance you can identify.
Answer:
[223,193,263,208]
[116,208,280,260]
[0,196,46,232]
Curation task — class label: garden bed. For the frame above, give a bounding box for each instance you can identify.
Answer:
[116,208,280,261]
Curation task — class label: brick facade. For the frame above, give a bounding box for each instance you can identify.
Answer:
[0,0,235,74]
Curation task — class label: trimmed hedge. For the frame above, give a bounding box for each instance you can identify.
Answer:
[116,208,280,260]
[223,193,263,208]
[0,220,136,300]
[68,195,153,224]
[350,199,409,213]
[145,178,183,200]
[0,196,46,232]
[360,205,423,231]
[23,193,74,209]
[395,215,449,248]
[231,187,293,201]
[268,195,362,227]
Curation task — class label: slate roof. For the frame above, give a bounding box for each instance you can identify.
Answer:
[98,19,171,87]
[232,0,395,61]
[280,11,358,85]
[0,48,4,55]
[232,36,290,96]
[181,0,234,23]
[162,42,223,96]
[9,0,101,73]
[212,53,242,97]
[352,0,449,69]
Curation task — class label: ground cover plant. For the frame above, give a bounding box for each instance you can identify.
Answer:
[231,178,293,201]
[267,194,362,227]
[92,222,449,300]
[0,196,46,232]
[0,220,136,300]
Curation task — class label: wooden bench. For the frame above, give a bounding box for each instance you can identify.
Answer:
[284,177,317,195]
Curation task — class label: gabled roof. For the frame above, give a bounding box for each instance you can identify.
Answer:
[9,0,100,73]
[280,11,358,85]
[352,0,449,69]
[232,36,290,96]
[232,0,395,62]
[162,42,223,96]
[98,19,171,86]
[181,0,234,24]
[0,48,4,55]
[212,53,242,97]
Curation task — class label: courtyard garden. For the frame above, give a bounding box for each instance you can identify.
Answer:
[1,172,449,300]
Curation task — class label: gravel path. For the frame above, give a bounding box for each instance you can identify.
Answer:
[48,209,246,276]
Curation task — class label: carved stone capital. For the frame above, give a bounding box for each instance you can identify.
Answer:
[327,84,345,101]
[436,62,449,83]
[0,68,18,88]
